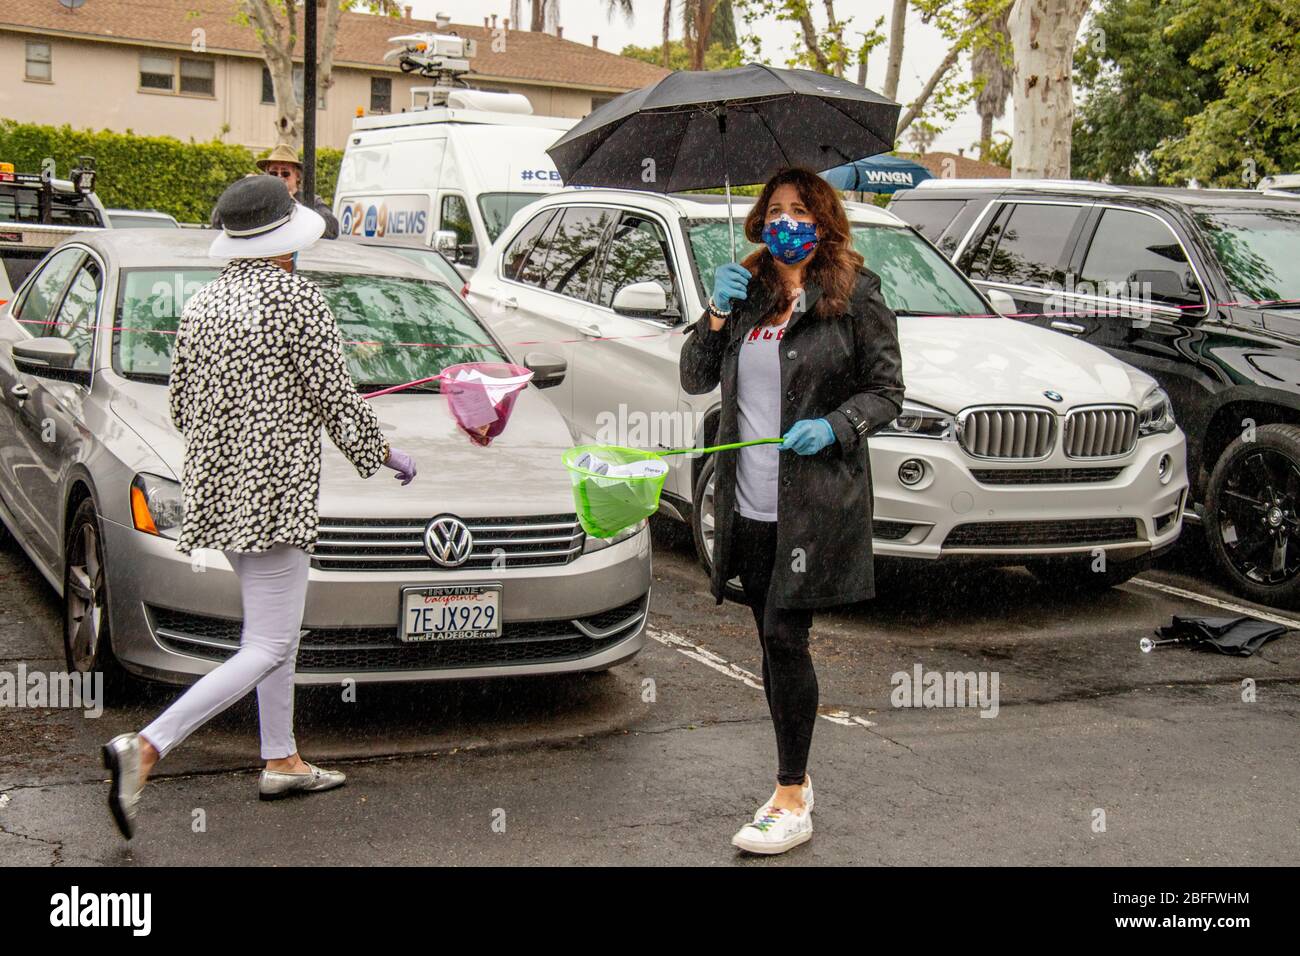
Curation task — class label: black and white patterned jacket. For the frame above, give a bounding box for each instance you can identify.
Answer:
[168,258,388,554]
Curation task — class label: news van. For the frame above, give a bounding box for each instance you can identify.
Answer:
[333,87,576,273]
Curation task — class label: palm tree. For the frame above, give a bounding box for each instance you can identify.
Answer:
[970,8,1012,161]
[659,0,734,71]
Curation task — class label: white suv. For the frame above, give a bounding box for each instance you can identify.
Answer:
[466,190,1188,590]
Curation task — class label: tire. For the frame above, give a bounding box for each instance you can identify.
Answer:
[63,499,128,694]
[690,456,746,603]
[1026,552,1150,592]
[1204,422,1300,607]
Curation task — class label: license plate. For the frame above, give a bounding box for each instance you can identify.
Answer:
[399,584,502,642]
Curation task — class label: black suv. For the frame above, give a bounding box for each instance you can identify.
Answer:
[891,180,1300,607]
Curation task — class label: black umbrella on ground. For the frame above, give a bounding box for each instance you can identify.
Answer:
[1140,615,1290,656]
[547,63,901,258]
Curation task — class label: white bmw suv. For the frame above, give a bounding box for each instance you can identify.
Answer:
[466,189,1188,590]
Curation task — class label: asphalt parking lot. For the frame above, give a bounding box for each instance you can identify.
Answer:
[1,521,1297,866]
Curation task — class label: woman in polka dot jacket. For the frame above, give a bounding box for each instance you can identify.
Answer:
[103,176,418,840]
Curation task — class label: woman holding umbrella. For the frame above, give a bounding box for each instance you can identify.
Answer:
[680,167,905,855]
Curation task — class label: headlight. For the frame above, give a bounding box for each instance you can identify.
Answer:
[582,518,646,553]
[1138,387,1176,436]
[878,400,956,441]
[130,473,183,539]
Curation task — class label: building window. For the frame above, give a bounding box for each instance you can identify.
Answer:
[138,54,215,96]
[180,57,215,96]
[139,54,175,91]
[260,66,325,109]
[370,76,392,113]
[25,41,52,82]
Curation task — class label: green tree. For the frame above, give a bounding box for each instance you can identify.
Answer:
[1071,0,1217,184]
[1155,0,1300,187]
[621,38,740,71]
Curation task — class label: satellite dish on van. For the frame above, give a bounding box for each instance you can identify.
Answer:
[58,0,88,8]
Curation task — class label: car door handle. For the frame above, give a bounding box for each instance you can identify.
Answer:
[9,383,29,401]
[1050,320,1086,334]
[497,295,518,311]
[579,323,604,338]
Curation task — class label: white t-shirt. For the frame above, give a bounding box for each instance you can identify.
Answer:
[735,317,789,520]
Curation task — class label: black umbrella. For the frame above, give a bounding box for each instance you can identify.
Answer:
[1140,615,1290,656]
[547,63,901,257]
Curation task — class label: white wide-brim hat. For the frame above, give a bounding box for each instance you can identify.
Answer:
[209,202,325,259]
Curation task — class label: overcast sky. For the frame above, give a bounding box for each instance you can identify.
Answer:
[406,1,992,156]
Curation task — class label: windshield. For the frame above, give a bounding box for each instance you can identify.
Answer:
[110,214,178,229]
[376,246,462,287]
[478,192,545,243]
[115,269,506,388]
[686,220,990,317]
[1195,210,1300,304]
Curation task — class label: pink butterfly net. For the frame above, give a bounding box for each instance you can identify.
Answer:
[439,362,534,445]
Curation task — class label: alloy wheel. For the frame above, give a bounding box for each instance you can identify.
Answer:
[1216,447,1300,587]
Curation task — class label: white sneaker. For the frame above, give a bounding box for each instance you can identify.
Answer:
[732,804,813,855]
[755,774,813,819]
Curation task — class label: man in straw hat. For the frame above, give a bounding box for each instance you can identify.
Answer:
[211,144,341,237]
[102,175,417,840]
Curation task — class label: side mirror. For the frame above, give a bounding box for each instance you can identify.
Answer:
[985,289,1017,317]
[12,338,87,383]
[433,229,459,258]
[523,350,566,389]
[1129,269,1202,306]
[611,281,668,317]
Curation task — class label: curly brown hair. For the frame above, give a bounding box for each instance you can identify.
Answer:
[738,166,863,324]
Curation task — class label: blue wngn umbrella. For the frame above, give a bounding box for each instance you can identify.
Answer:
[821,154,932,194]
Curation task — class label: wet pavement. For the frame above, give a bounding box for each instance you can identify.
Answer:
[1,522,1297,865]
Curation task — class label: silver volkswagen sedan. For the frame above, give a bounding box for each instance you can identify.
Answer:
[0,231,650,687]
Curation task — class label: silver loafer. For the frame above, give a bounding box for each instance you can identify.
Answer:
[258,763,346,800]
[102,732,143,840]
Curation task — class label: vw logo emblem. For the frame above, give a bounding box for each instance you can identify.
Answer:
[1043,390,1063,402]
[424,515,473,567]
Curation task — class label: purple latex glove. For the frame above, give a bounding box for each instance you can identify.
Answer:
[384,447,417,485]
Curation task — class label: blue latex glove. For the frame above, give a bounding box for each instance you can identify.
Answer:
[384,447,417,485]
[782,419,836,455]
[710,262,751,313]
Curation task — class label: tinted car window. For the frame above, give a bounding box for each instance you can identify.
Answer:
[976,202,1083,286]
[504,208,558,285]
[47,260,101,368]
[0,184,103,227]
[599,213,677,314]
[1196,210,1300,303]
[893,198,967,244]
[13,247,82,329]
[542,206,614,300]
[1078,208,1191,300]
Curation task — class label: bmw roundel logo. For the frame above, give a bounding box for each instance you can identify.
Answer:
[1043,390,1063,403]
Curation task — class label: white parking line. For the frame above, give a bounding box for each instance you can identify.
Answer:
[1129,577,1300,630]
[645,625,876,728]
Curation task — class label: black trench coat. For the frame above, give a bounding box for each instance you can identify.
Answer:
[680,266,905,609]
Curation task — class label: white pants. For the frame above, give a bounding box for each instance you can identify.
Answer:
[141,544,310,761]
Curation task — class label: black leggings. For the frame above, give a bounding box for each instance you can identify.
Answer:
[730,513,818,787]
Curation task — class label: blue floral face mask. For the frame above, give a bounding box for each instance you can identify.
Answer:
[763,213,819,264]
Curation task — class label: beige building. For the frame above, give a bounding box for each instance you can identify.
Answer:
[0,0,670,153]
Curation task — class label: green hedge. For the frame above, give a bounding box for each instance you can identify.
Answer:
[0,120,342,223]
